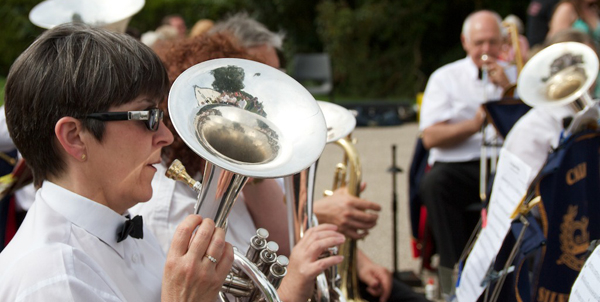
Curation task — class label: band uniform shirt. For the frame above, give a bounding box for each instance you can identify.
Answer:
[419,56,518,165]
[501,104,573,187]
[129,162,257,254]
[0,181,165,302]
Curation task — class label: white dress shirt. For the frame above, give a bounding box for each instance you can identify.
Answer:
[130,162,257,254]
[501,105,573,186]
[0,106,16,153]
[0,181,165,302]
[419,57,518,165]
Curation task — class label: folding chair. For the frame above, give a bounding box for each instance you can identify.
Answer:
[290,53,334,102]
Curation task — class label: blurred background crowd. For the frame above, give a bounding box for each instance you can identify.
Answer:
[0,0,530,107]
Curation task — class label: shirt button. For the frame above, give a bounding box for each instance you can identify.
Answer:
[132,254,139,263]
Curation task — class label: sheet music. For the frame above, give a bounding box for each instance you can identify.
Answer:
[570,245,600,301]
[455,149,531,302]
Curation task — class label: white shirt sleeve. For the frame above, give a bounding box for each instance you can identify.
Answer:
[502,106,568,186]
[0,106,16,152]
[419,70,453,131]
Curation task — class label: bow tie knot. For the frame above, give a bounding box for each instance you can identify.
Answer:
[117,215,144,242]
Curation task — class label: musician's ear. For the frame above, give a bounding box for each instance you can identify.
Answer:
[461,34,468,52]
[55,117,86,162]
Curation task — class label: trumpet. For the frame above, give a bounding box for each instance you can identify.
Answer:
[167,58,328,301]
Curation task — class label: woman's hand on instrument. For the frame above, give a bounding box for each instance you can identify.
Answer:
[314,184,381,239]
[277,224,345,302]
[357,250,392,302]
[161,215,234,302]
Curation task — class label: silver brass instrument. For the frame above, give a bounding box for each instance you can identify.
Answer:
[29,0,145,33]
[480,53,491,203]
[484,42,599,302]
[284,101,356,302]
[167,58,327,302]
[318,101,364,302]
[518,42,599,113]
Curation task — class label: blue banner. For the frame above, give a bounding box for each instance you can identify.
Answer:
[533,130,600,301]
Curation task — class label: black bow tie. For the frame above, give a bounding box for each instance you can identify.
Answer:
[117,215,144,242]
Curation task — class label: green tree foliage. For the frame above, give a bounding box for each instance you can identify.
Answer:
[316,0,440,98]
[211,65,245,92]
[0,0,44,75]
[0,0,530,100]
[316,0,528,99]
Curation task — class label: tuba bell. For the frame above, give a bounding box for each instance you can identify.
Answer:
[518,42,599,112]
[29,0,145,33]
[518,41,600,137]
[317,101,364,302]
[284,100,356,302]
[167,58,328,302]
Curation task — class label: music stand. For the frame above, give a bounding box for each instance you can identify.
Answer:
[388,144,422,287]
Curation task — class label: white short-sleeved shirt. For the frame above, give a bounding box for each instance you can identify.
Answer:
[130,162,257,254]
[0,106,16,153]
[501,105,573,186]
[419,57,517,165]
[0,181,165,302]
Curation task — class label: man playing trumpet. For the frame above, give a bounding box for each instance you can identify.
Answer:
[418,9,517,297]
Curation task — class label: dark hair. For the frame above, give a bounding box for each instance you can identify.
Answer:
[154,33,263,176]
[5,23,169,187]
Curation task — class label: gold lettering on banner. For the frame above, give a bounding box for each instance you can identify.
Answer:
[557,205,589,271]
[566,162,587,185]
[537,287,569,302]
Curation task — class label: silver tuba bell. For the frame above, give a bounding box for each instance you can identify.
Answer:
[518,41,600,136]
[29,0,145,33]
[518,41,599,111]
[167,58,328,302]
[284,100,356,302]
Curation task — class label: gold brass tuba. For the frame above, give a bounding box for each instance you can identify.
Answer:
[317,101,364,302]
[29,0,145,33]
[167,58,328,302]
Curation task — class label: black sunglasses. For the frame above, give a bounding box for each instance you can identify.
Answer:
[86,108,164,132]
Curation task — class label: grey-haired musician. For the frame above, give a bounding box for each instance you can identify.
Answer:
[418,10,518,297]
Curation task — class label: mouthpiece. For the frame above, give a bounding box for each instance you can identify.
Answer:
[166,159,202,193]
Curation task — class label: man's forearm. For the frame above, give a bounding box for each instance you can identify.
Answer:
[421,116,482,149]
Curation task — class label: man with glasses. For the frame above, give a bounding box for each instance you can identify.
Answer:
[418,10,517,297]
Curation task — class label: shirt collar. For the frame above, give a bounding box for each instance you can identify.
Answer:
[40,181,131,258]
[465,56,480,80]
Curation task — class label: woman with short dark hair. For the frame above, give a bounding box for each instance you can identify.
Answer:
[0,23,232,301]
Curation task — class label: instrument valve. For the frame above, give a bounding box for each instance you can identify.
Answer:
[246,228,269,263]
[222,274,254,297]
[257,241,279,274]
[267,255,289,289]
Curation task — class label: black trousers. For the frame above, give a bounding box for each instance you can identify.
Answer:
[418,160,481,269]
[359,278,430,302]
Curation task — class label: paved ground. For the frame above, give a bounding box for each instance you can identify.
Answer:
[313,122,432,285]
